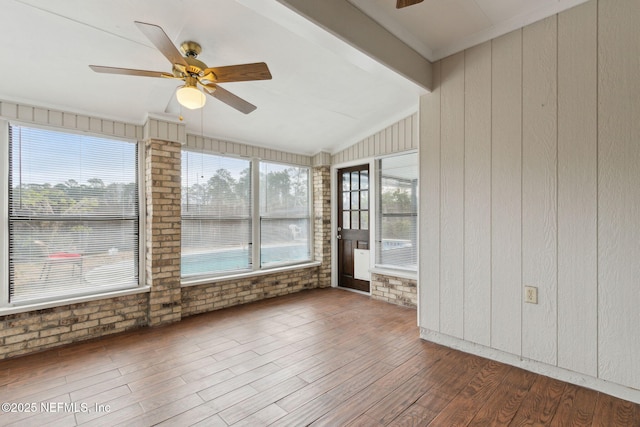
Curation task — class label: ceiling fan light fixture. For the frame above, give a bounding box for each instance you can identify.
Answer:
[176,84,206,109]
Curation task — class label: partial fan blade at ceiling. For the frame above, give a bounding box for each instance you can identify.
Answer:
[89,65,175,78]
[203,62,272,83]
[134,21,188,67]
[396,0,424,8]
[203,84,257,114]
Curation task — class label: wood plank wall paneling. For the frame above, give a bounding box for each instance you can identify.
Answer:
[0,101,143,140]
[463,41,492,347]
[557,0,598,377]
[420,0,640,394]
[331,114,418,164]
[184,135,312,167]
[439,52,465,339]
[597,0,640,390]
[522,15,558,366]
[419,62,441,331]
[490,29,522,356]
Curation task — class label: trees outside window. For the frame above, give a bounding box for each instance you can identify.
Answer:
[7,125,139,304]
[376,153,418,270]
[259,162,310,268]
[181,151,311,278]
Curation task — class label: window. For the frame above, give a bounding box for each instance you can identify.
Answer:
[259,162,311,268]
[376,152,418,270]
[181,151,252,278]
[181,152,311,279]
[7,125,139,304]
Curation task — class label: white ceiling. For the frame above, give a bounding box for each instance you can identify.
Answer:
[348,0,589,61]
[0,0,588,156]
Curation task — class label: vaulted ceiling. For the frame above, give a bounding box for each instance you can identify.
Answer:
[0,0,587,155]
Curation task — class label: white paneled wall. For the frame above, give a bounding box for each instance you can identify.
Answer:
[331,114,418,164]
[420,70,441,331]
[489,29,522,357]
[597,0,640,391]
[521,15,558,366]
[557,0,598,378]
[463,41,492,347]
[185,134,312,166]
[439,53,465,339]
[419,0,640,400]
[0,101,143,140]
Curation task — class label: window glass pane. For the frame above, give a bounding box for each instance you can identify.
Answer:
[342,191,350,210]
[260,162,308,217]
[343,211,350,229]
[261,218,310,268]
[360,190,369,210]
[342,172,350,191]
[181,151,252,277]
[361,211,369,230]
[351,171,360,190]
[182,152,251,218]
[181,219,251,276]
[259,162,311,268]
[351,211,359,230]
[375,153,418,270]
[9,125,139,303]
[351,191,359,210]
[361,171,369,190]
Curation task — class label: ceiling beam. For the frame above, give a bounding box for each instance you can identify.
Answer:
[274,0,433,91]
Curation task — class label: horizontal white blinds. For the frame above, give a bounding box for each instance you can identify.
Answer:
[376,153,418,270]
[8,125,139,304]
[259,162,311,267]
[181,150,252,277]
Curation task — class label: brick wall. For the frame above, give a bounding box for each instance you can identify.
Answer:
[313,166,331,288]
[145,140,182,326]
[0,136,332,360]
[0,293,148,359]
[182,266,319,317]
[371,273,417,308]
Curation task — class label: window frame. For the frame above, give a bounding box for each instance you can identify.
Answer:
[259,160,313,270]
[374,151,418,273]
[180,149,314,282]
[1,120,145,308]
[181,150,254,279]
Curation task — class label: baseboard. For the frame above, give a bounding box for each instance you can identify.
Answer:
[420,328,640,404]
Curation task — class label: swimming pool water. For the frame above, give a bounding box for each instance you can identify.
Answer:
[181,244,309,276]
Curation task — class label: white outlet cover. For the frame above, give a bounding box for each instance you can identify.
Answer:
[524,286,538,304]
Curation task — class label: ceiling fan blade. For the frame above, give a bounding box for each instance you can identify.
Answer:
[89,65,174,78]
[203,62,272,83]
[203,84,257,114]
[396,0,424,8]
[134,21,188,67]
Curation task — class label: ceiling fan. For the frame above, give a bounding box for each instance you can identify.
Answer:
[396,0,424,8]
[90,21,272,114]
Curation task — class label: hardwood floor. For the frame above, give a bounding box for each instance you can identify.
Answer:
[0,288,638,426]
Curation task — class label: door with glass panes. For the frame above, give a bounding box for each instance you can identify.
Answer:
[337,164,370,292]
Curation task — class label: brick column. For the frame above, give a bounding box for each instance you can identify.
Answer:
[313,159,332,288]
[145,139,182,326]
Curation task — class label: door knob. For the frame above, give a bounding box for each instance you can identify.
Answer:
[337,235,342,239]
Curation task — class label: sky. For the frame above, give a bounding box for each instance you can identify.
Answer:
[11,125,137,187]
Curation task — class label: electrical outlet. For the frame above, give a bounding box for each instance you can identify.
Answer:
[524,286,538,304]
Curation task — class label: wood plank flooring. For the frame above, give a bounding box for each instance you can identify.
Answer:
[0,288,638,426]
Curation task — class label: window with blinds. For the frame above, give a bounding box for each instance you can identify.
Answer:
[259,162,311,268]
[375,152,418,270]
[8,125,139,304]
[181,151,252,277]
